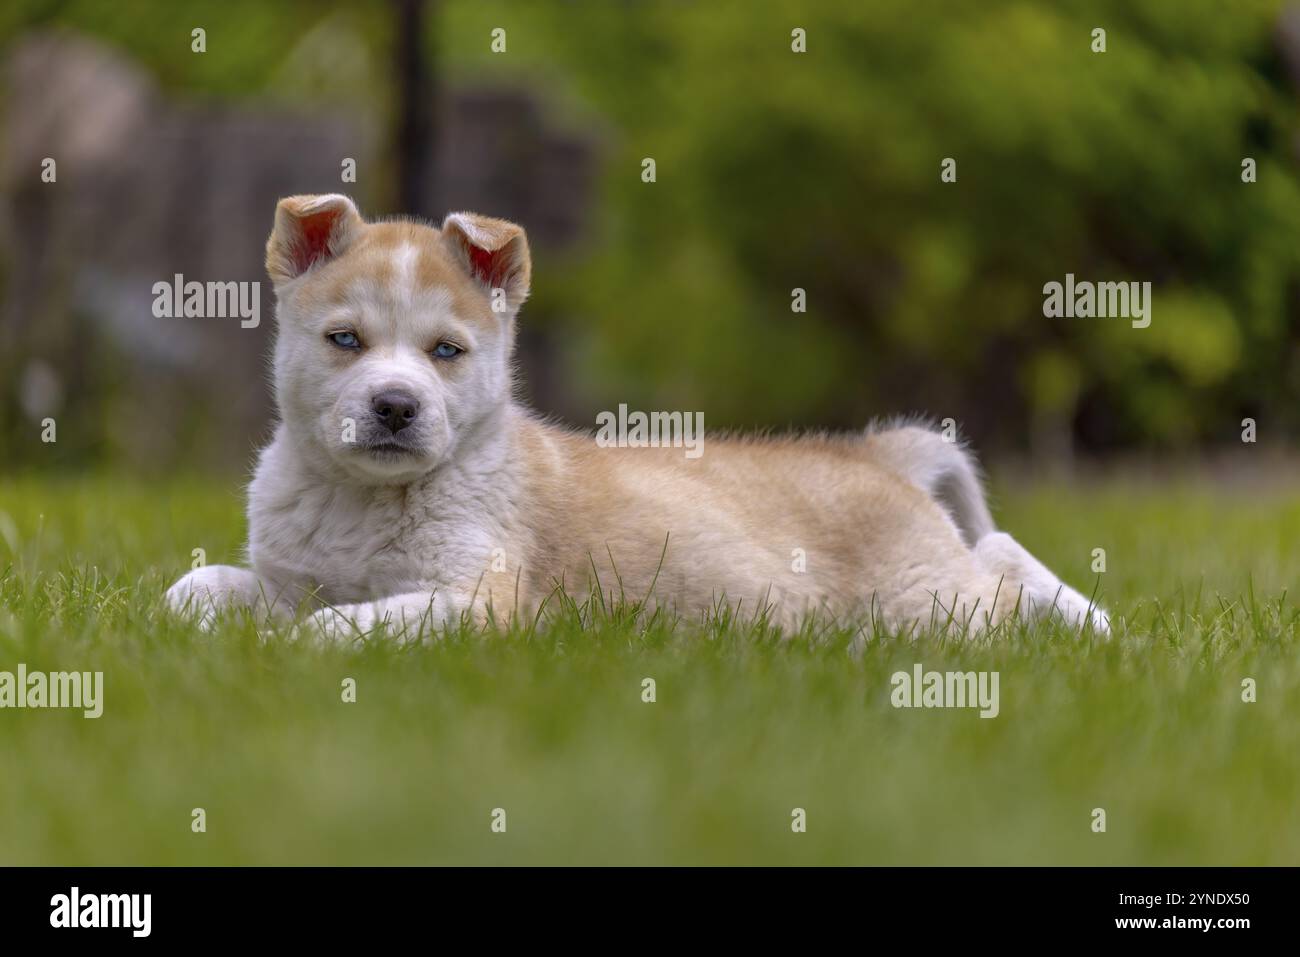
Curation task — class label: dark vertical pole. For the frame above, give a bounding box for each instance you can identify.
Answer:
[394,0,433,217]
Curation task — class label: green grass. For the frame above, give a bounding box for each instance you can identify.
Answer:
[0,471,1297,865]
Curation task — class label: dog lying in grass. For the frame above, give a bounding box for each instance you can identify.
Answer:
[165,194,1107,639]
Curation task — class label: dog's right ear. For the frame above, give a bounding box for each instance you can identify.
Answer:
[265,194,364,285]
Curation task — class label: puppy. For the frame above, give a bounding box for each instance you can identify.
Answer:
[165,194,1107,639]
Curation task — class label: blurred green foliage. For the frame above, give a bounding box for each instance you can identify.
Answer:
[3,0,1299,461]
[445,0,1300,452]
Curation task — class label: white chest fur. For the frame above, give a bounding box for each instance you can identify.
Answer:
[246,430,512,605]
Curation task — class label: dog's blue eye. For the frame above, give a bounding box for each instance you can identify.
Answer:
[329,331,360,349]
[432,342,462,359]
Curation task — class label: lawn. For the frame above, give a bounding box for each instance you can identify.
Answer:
[0,470,1297,865]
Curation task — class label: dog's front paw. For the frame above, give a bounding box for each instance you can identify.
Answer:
[299,603,382,645]
[297,593,461,645]
[165,565,260,630]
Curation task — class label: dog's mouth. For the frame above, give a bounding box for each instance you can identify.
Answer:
[358,440,421,457]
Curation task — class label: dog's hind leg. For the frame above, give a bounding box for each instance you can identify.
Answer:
[974,532,1109,633]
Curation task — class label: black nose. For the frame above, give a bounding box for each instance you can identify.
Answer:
[371,390,420,434]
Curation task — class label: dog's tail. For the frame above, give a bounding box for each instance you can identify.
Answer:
[863,419,996,547]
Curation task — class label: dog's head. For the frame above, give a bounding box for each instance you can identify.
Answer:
[265,194,530,484]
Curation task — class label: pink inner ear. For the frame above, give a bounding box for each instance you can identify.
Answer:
[468,244,509,288]
[293,209,340,274]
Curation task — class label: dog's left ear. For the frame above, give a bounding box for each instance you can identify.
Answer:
[441,212,531,315]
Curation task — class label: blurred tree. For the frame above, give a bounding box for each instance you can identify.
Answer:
[393,0,435,218]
